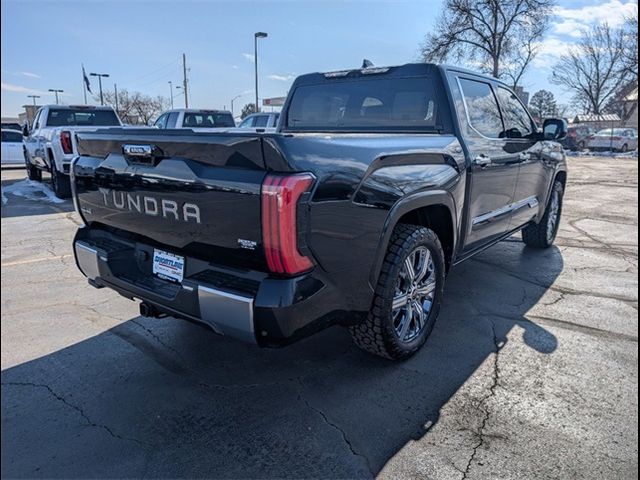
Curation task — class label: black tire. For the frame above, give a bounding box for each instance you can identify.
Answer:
[621,144,629,153]
[24,149,42,182]
[50,165,71,199]
[349,224,446,360]
[522,180,564,248]
[577,141,585,150]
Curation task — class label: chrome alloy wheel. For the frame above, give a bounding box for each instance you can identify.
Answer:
[546,188,561,242]
[392,246,437,343]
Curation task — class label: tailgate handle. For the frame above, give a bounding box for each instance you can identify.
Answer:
[122,144,164,166]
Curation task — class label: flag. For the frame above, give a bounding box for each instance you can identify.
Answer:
[82,65,92,93]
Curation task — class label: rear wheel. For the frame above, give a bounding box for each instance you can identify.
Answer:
[349,224,446,360]
[24,149,42,182]
[50,165,71,199]
[621,144,629,153]
[522,180,564,248]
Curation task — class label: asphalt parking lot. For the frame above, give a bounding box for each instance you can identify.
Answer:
[1,157,638,479]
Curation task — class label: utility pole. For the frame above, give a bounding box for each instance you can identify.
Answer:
[114,84,119,113]
[231,94,242,118]
[182,53,189,108]
[27,95,40,106]
[90,72,110,105]
[254,32,268,112]
[48,89,64,105]
[168,81,174,109]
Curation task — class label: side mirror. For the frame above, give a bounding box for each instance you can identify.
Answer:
[22,123,30,137]
[542,118,568,141]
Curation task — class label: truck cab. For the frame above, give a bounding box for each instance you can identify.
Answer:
[153,109,236,131]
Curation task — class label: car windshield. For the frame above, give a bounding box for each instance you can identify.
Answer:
[183,112,235,128]
[46,109,120,127]
[286,75,450,132]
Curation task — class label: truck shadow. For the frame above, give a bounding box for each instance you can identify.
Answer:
[1,239,561,479]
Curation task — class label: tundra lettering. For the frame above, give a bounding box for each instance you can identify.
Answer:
[72,63,567,360]
[98,188,201,223]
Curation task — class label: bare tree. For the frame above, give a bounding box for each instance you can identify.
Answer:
[420,0,553,86]
[100,89,169,125]
[551,23,631,115]
[621,10,638,81]
[240,103,256,120]
[529,90,558,118]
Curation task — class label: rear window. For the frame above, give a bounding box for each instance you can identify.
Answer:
[2,131,23,142]
[285,76,449,132]
[46,109,120,127]
[183,112,235,128]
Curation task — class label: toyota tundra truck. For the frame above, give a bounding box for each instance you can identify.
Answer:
[71,63,567,360]
[23,105,123,198]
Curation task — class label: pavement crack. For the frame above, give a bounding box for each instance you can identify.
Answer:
[1,381,152,447]
[297,380,374,478]
[461,319,502,479]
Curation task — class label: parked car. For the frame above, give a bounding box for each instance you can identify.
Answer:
[23,105,122,198]
[154,109,235,131]
[236,112,280,130]
[70,63,567,360]
[587,128,638,152]
[562,125,593,151]
[1,129,25,166]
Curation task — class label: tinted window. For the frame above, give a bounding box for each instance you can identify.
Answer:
[459,78,504,138]
[286,77,447,131]
[166,112,180,128]
[253,115,269,127]
[2,131,23,142]
[272,113,280,127]
[46,109,119,127]
[496,87,535,138]
[1,123,22,131]
[183,112,235,128]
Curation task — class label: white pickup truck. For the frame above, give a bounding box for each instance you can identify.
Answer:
[153,109,236,131]
[23,105,123,198]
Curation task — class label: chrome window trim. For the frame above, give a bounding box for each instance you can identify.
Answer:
[472,196,539,227]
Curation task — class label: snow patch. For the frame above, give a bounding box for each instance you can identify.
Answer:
[564,149,639,158]
[1,179,65,205]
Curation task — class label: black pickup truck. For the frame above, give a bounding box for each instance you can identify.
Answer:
[71,63,567,360]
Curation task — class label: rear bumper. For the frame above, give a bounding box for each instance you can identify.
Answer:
[73,227,346,347]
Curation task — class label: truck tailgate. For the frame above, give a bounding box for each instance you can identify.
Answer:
[73,129,269,269]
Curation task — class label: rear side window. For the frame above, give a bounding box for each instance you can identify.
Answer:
[286,76,449,132]
[458,78,504,138]
[183,112,235,128]
[46,109,120,127]
[2,131,23,142]
[154,113,169,129]
[496,87,535,138]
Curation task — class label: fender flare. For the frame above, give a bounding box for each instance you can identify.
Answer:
[368,189,458,288]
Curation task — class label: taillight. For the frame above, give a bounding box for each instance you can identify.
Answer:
[60,130,73,154]
[261,173,315,275]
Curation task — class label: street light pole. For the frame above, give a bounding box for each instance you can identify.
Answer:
[254,32,268,113]
[169,81,174,109]
[27,95,40,106]
[231,94,242,117]
[48,89,64,105]
[90,72,110,105]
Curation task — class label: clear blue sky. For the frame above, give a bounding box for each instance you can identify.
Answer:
[1,0,636,117]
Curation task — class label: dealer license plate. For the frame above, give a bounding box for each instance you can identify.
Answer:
[152,249,185,283]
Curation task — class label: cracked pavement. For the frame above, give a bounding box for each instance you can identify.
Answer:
[1,157,638,479]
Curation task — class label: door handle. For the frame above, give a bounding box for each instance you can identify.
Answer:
[473,154,492,167]
[518,152,531,161]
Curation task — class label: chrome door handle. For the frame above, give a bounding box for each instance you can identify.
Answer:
[473,154,492,167]
[519,152,531,161]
